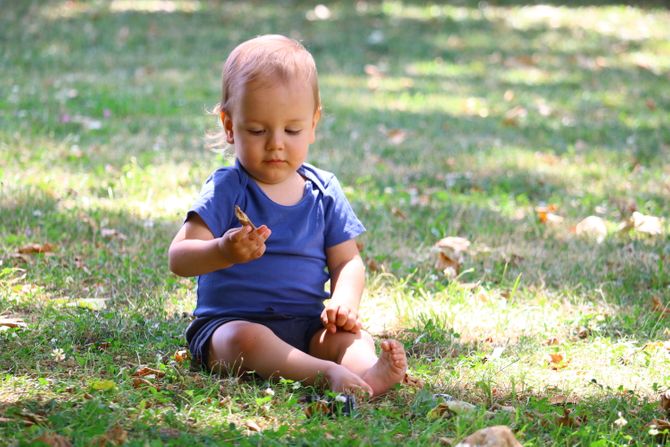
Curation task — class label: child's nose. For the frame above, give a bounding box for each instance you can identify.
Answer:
[266,131,284,150]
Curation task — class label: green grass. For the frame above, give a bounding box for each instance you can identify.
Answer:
[1,0,670,445]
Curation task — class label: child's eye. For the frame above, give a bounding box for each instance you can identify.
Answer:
[248,129,265,135]
[286,129,301,135]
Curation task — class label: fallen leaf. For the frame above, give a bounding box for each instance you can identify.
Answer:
[618,211,664,236]
[244,420,262,432]
[90,379,116,391]
[557,408,581,427]
[391,207,407,220]
[548,353,570,370]
[132,377,160,390]
[646,99,657,111]
[34,433,72,447]
[433,237,470,279]
[174,349,189,363]
[101,228,127,240]
[535,205,564,225]
[385,128,407,145]
[549,394,580,405]
[133,366,165,378]
[455,425,522,447]
[502,106,527,127]
[0,318,27,329]
[652,296,670,315]
[427,400,477,420]
[403,373,424,388]
[660,390,670,413]
[574,216,607,243]
[18,243,56,254]
[94,424,128,446]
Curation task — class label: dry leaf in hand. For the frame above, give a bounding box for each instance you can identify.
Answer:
[433,237,471,279]
[234,205,257,230]
[455,425,522,447]
[18,243,56,254]
[574,216,607,243]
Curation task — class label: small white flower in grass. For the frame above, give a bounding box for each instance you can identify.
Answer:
[649,427,659,436]
[51,348,66,361]
[264,387,275,396]
[614,412,627,427]
[335,394,347,403]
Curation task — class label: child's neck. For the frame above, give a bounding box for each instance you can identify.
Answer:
[253,171,305,206]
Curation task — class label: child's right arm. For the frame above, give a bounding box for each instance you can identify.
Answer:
[168,213,271,277]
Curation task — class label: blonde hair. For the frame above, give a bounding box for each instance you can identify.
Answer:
[209,35,321,151]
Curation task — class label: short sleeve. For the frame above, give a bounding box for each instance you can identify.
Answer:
[188,168,242,237]
[323,176,366,248]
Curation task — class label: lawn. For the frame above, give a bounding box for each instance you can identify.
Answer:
[1,0,669,445]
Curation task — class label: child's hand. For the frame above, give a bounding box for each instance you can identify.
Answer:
[321,302,362,334]
[218,225,271,265]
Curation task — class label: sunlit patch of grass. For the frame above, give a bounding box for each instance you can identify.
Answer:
[2,0,670,445]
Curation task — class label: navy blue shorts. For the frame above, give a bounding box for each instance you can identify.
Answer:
[185,314,325,371]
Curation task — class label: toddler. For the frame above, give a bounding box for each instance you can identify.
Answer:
[168,34,407,396]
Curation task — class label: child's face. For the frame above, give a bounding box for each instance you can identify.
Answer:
[224,79,320,186]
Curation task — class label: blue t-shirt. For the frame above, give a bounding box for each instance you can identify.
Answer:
[188,160,365,318]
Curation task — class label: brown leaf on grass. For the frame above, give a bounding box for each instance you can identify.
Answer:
[366,258,381,273]
[502,106,527,127]
[100,228,127,240]
[304,399,330,418]
[548,353,570,370]
[618,211,664,236]
[174,349,189,363]
[535,205,564,225]
[403,373,424,388]
[545,337,561,346]
[646,99,657,111]
[385,128,408,145]
[93,424,128,447]
[0,318,27,329]
[648,418,670,441]
[660,390,670,413]
[433,237,471,279]
[133,366,165,378]
[244,420,262,432]
[132,377,160,390]
[455,425,522,447]
[574,216,608,243]
[18,243,56,254]
[557,408,582,427]
[34,433,72,447]
[391,207,407,220]
[549,394,580,405]
[652,296,670,316]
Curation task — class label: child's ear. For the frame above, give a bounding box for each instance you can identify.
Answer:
[309,108,321,144]
[221,111,234,144]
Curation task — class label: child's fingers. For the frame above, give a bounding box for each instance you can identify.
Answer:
[335,308,349,327]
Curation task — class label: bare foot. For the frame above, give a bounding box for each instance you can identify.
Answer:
[325,364,373,396]
[361,340,407,397]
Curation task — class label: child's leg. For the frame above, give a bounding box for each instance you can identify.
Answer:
[309,329,407,397]
[207,320,373,395]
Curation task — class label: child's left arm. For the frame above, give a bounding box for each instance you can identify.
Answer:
[322,239,366,334]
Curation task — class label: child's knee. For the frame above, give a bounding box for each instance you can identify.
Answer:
[212,321,272,354]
